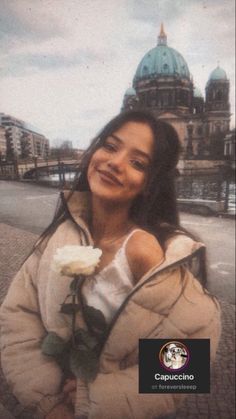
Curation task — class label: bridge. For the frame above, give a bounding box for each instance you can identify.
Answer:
[19,158,81,179]
[0,156,83,183]
[18,157,81,177]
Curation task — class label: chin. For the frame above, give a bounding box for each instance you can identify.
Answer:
[90,188,131,207]
[92,189,122,203]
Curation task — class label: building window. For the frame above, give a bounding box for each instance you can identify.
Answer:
[162,64,169,74]
[163,92,168,106]
[225,143,230,156]
[182,65,187,76]
[216,90,223,100]
[142,66,149,77]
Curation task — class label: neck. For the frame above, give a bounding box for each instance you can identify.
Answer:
[90,196,134,244]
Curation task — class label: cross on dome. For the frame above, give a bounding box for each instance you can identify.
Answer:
[158,23,167,46]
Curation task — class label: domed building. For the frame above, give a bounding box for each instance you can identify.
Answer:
[122,24,231,161]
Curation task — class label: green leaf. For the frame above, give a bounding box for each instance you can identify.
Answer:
[70,346,99,381]
[41,332,67,356]
[83,305,107,333]
[60,303,80,315]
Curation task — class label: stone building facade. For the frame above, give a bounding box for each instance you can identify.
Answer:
[0,113,49,159]
[0,126,7,159]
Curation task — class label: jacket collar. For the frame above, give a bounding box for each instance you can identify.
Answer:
[61,189,205,281]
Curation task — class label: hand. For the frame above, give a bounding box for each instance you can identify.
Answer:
[63,378,77,407]
[45,402,74,419]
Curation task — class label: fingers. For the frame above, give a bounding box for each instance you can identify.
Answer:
[64,391,76,407]
[63,378,77,394]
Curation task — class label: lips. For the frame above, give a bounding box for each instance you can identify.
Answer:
[97,169,123,186]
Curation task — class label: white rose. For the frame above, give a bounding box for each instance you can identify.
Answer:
[52,245,102,277]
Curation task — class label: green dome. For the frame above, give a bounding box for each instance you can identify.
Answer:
[134,27,190,82]
[193,86,203,98]
[124,87,136,96]
[209,66,227,81]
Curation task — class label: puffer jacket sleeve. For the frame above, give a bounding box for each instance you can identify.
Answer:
[0,249,63,418]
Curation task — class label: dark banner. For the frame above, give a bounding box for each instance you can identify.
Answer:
[139,339,210,393]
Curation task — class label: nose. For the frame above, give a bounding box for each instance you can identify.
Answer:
[107,151,126,172]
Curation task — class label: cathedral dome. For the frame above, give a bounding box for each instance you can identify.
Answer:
[209,65,227,81]
[193,86,203,98]
[134,24,190,82]
[124,87,137,96]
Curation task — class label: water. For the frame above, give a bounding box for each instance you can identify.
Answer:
[41,172,76,182]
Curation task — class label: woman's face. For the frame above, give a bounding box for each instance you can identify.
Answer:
[87,121,154,205]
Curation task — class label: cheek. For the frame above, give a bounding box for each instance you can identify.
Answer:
[87,151,102,179]
[88,149,106,169]
[128,172,147,193]
[87,158,96,186]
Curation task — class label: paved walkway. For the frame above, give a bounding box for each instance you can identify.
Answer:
[0,223,235,419]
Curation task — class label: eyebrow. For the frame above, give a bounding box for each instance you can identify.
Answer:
[110,134,152,163]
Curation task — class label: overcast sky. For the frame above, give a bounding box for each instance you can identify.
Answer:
[0,0,235,149]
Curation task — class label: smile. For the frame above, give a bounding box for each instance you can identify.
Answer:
[97,170,123,186]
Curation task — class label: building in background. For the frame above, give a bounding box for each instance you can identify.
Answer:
[122,25,231,165]
[0,126,7,160]
[60,140,73,149]
[0,113,50,159]
[0,114,22,158]
[21,128,49,159]
[224,129,235,167]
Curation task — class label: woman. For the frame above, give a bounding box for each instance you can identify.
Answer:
[0,110,221,419]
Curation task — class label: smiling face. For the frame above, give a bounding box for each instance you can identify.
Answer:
[87,121,154,206]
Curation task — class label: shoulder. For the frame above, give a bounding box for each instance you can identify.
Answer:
[126,230,164,282]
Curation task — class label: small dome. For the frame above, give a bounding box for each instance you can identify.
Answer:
[209,66,227,81]
[124,87,137,96]
[193,86,203,98]
[134,25,190,82]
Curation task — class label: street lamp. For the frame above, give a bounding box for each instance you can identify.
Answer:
[33,154,39,181]
[13,152,19,180]
[186,120,194,158]
[45,155,50,176]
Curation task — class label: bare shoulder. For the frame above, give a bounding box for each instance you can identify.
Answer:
[126,230,165,282]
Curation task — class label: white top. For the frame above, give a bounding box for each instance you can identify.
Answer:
[82,229,141,324]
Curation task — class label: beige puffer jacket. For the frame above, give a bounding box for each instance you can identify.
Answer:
[0,191,221,419]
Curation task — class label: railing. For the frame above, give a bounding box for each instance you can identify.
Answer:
[176,166,235,214]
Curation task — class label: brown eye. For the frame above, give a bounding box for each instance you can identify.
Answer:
[103,142,117,152]
[130,159,147,171]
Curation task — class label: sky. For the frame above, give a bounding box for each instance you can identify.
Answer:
[0,0,235,149]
